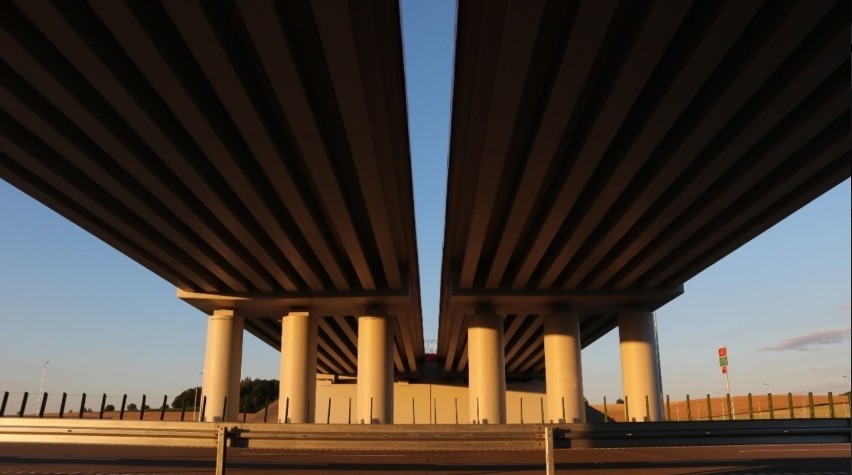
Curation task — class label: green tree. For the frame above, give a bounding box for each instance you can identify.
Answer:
[127,403,138,411]
[104,404,115,412]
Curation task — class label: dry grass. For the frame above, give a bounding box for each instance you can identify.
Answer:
[593,393,851,422]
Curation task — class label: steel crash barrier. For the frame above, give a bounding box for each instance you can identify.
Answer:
[1,419,849,475]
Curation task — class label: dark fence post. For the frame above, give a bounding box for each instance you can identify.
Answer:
[221,396,227,422]
[160,395,168,421]
[140,395,146,420]
[263,397,268,423]
[433,398,437,424]
[242,395,247,423]
[665,395,671,421]
[455,398,459,424]
[828,392,835,419]
[38,392,48,418]
[787,393,794,419]
[59,393,67,418]
[645,395,651,422]
[686,394,692,421]
[78,393,86,419]
[180,396,187,421]
[99,394,107,420]
[520,397,524,424]
[348,398,352,424]
[726,393,733,420]
[327,398,332,424]
[120,394,127,420]
[200,396,206,422]
[705,394,712,421]
[284,397,289,423]
[18,392,28,417]
[747,393,754,420]
[0,391,8,416]
[412,398,416,424]
[624,395,630,422]
[808,392,815,419]
[539,397,544,423]
[767,393,774,420]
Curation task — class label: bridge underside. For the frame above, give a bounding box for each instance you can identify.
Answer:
[0,0,422,375]
[438,0,850,375]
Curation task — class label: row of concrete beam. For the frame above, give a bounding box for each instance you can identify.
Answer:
[200,310,664,424]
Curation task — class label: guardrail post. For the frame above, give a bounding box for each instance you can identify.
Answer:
[140,395,146,420]
[161,395,168,421]
[0,391,8,416]
[38,392,48,418]
[79,393,86,419]
[120,394,127,420]
[544,426,554,475]
[59,393,67,418]
[686,395,691,421]
[215,425,227,475]
[99,394,107,419]
[18,392,28,417]
[787,393,794,419]
[828,392,835,418]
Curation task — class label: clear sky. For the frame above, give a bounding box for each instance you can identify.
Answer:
[0,1,849,413]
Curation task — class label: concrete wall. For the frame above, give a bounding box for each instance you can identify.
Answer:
[314,377,549,424]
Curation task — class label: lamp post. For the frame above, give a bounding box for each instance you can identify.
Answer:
[38,360,49,412]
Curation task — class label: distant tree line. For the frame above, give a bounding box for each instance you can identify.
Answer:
[171,378,279,413]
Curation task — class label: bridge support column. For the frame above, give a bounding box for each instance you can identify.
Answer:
[467,313,506,424]
[201,309,243,422]
[279,311,317,423]
[618,312,663,422]
[543,312,585,423]
[357,313,394,424]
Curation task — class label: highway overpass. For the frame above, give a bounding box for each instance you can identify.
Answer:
[1,0,848,424]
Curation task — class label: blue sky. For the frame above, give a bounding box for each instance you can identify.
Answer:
[0,1,849,412]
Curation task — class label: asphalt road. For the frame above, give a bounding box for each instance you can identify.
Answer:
[0,443,849,474]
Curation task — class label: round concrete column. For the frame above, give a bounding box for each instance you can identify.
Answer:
[618,312,663,422]
[279,311,318,423]
[543,312,585,423]
[201,309,244,422]
[467,313,506,424]
[356,314,394,424]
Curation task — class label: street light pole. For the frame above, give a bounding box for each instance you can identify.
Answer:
[38,360,49,411]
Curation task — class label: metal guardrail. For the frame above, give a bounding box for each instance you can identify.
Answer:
[0,418,848,475]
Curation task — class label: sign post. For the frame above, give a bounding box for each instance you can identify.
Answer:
[718,346,733,419]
